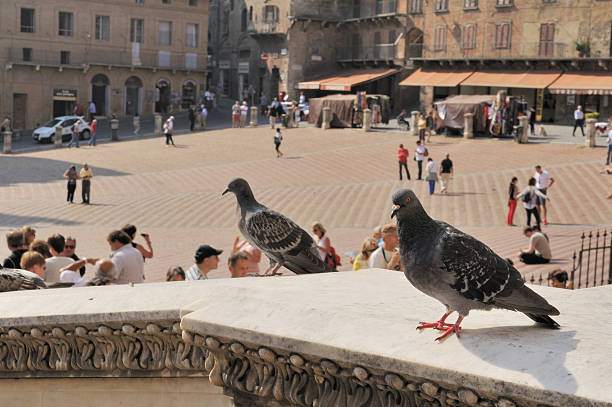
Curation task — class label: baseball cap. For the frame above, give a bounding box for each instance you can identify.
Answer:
[195,245,223,263]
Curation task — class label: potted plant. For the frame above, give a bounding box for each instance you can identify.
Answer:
[575,40,590,57]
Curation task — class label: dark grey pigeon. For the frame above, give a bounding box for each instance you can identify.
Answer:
[391,188,559,341]
[222,178,333,275]
[0,268,47,292]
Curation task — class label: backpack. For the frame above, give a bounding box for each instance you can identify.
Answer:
[325,246,341,271]
[522,191,531,203]
[423,147,429,157]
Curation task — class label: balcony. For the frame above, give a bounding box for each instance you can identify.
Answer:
[4,46,208,72]
[338,0,399,21]
[415,42,574,60]
[247,21,285,39]
[336,44,397,63]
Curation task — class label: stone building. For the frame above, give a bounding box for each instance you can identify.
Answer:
[0,0,208,130]
[400,0,612,123]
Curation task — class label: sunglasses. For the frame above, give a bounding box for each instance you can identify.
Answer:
[65,245,75,249]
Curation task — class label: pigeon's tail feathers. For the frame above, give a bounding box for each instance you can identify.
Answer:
[283,247,333,275]
[523,313,560,329]
[494,284,560,316]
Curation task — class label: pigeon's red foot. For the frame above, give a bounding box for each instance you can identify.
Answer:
[435,323,462,341]
[416,311,454,332]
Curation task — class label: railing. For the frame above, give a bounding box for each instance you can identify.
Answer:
[336,44,397,61]
[5,47,207,71]
[247,21,283,35]
[417,42,573,59]
[338,0,398,20]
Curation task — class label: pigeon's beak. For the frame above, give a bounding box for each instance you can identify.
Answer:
[221,188,230,196]
[391,204,400,219]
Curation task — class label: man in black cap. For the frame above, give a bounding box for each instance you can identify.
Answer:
[185,245,222,280]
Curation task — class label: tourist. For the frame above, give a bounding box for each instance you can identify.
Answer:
[88,101,96,122]
[507,176,519,226]
[107,230,144,284]
[80,163,93,204]
[240,101,249,127]
[415,140,426,180]
[606,125,612,165]
[67,120,80,148]
[121,224,154,260]
[22,226,36,246]
[439,153,453,194]
[397,144,410,180]
[260,92,267,116]
[312,222,331,262]
[274,128,283,158]
[232,101,241,128]
[63,236,85,277]
[534,165,555,225]
[188,105,196,131]
[352,237,378,271]
[164,116,175,146]
[548,269,573,289]
[572,105,584,137]
[228,251,250,278]
[269,97,280,128]
[233,237,262,275]
[133,113,140,136]
[425,111,434,142]
[166,266,186,281]
[519,227,552,264]
[89,119,97,146]
[372,225,383,247]
[397,110,409,130]
[201,104,208,130]
[3,230,27,269]
[425,157,439,195]
[45,234,75,283]
[369,224,398,269]
[20,251,46,278]
[418,113,426,143]
[64,165,79,204]
[88,259,117,286]
[185,244,222,280]
[528,107,536,136]
[29,239,52,259]
[516,177,548,229]
[59,256,99,285]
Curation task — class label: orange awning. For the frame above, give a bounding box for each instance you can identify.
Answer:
[548,72,612,94]
[399,68,474,87]
[298,69,398,92]
[297,81,321,90]
[461,71,561,89]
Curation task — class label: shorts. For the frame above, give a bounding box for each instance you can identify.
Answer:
[536,188,547,206]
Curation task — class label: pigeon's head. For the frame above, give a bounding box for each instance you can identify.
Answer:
[391,189,422,220]
[222,178,255,200]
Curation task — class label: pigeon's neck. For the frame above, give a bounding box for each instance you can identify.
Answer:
[397,210,439,246]
[235,190,260,211]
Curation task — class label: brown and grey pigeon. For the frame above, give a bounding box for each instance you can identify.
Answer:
[222,178,333,275]
[0,268,47,292]
[391,188,560,341]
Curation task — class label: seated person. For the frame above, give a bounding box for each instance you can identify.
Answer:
[20,251,47,278]
[59,257,99,285]
[166,266,186,281]
[548,269,573,289]
[228,251,249,278]
[519,227,552,264]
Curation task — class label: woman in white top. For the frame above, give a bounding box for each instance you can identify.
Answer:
[415,140,426,180]
[425,157,439,195]
[312,222,331,262]
[516,177,548,229]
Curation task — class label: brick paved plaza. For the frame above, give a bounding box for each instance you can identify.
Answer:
[0,126,610,283]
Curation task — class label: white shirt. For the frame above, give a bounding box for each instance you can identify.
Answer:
[415,145,425,161]
[185,263,208,280]
[369,247,395,269]
[45,256,75,283]
[110,244,144,284]
[240,105,248,115]
[608,129,612,145]
[426,161,438,174]
[316,234,330,261]
[534,170,552,189]
[574,109,584,120]
[167,119,174,132]
[60,269,88,287]
[201,108,208,117]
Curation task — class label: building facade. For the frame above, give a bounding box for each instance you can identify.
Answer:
[1,0,208,130]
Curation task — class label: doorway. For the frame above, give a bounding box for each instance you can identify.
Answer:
[155,79,171,113]
[182,80,196,109]
[91,74,110,116]
[12,94,27,129]
[125,76,143,115]
[270,67,280,100]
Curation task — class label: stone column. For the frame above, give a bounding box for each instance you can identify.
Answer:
[363,109,372,132]
[519,116,529,143]
[410,111,420,137]
[463,113,474,139]
[154,114,162,137]
[249,107,258,127]
[585,118,596,148]
[54,126,63,148]
[110,118,119,141]
[2,131,12,154]
[287,107,295,128]
[322,107,331,130]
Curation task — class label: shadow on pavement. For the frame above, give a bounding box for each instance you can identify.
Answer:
[0,213,83,227]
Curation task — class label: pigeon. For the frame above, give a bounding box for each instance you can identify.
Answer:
[222,178,333,275]
[391,188,560,341]
[0,268,47,292]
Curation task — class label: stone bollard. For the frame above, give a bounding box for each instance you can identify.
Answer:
[322,107,331,129]
[585,118,596,148]
[519,116,529,143]
[2,130,12,154]
[55,126,63,148]
[463,113,474,139]
[249,106,258,127]
[410,111,420,137]
[363,109,372,132]
[110,118,119,141]
[287,107,295,128]
[154,114,162,137]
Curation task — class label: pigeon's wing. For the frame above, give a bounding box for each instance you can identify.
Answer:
[246,210,331,274]
[0,268,47,292]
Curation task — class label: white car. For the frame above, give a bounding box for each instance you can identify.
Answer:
[32,116,91,143]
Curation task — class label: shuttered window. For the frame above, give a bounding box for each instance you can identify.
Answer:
[494,22,511,49]
[435,0,449,11]
[464,0,478,8]
[433,25,447,51]
[462,24,476,50]
[409,0,422,13]
[538,23,554,57]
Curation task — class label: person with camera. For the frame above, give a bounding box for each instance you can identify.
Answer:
[120,224,153,261]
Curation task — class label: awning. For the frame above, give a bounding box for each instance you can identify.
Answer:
[298,68,398,91]
[461,71,561,89]
[399,68,474,87]
[548,72,612,95]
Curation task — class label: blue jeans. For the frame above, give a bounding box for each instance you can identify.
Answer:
[89,132,96,146]
[428,180,436,195]
[607,144,612,165]
[67,133,79,148]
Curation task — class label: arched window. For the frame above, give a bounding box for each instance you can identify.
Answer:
[241,8,247,32]
[249,6,253,21]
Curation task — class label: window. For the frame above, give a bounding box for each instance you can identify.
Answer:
[186,23,199,48]
[464,0,478,8]
[131,18,144,43]
[186,53,197,69]
[539,23,554,57]
[158,50,170,67]
[494,22,511,49]
[135,0,144,3]
[20,8,35,33]
[462,24,476,50]
[230,0,234,10]
[58,12,73,36]
[496,0,513,6]
[241,9,247,31]
[373,31,381,58]
[435,0,449,12]
[22,48,32,62]
[162,0,170,3]
[433,25,447,51]
[542,0,555,2]
[189,0,197,5]
[409,0,422,13]
[95,15,110,40]
[263,5,279,23]
[249,6,253,20]
[158,21,172,45]
[60,51,70,65]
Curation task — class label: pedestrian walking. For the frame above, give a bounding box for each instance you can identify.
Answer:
[133,113,140,136]
[67,121,80,148]
[188,106,196,131]
[606,126,612,165]
[439,153,453,193]
[572,105,585,137]
[516,177,549,229]
[232,101,241,128]
[200,104,208,130]
[528,107,536,135]
[397,144,410,180]
[89,119,97,146]
[260,92,267,116]
[418,113,427,143]
[534,165,554,225]
[414,140,426,180]
[79,163,93,204]
[240,101,249,127]
[507,176,519,226]
[269,98,280,128]
[425,111,434,142]
[274,128,283,158]
[425,157,439,195]
[164,116,175,146]
[88,101,96,122]
[63,166,79,204]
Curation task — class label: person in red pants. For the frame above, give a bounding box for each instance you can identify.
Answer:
[507,176,519,226]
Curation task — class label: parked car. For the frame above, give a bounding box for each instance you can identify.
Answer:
[32,116,91,143]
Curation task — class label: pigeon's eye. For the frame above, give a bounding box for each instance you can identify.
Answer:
[405,197,411,204]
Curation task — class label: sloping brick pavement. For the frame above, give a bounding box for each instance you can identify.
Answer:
[1,127,610,283]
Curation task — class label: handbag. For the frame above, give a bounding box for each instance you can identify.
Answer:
[425,172,438,182]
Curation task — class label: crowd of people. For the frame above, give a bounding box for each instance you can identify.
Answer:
[396,141,454,195]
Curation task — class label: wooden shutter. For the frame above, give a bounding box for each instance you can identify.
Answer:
[463,24,475,49]
[496,22,510,49]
